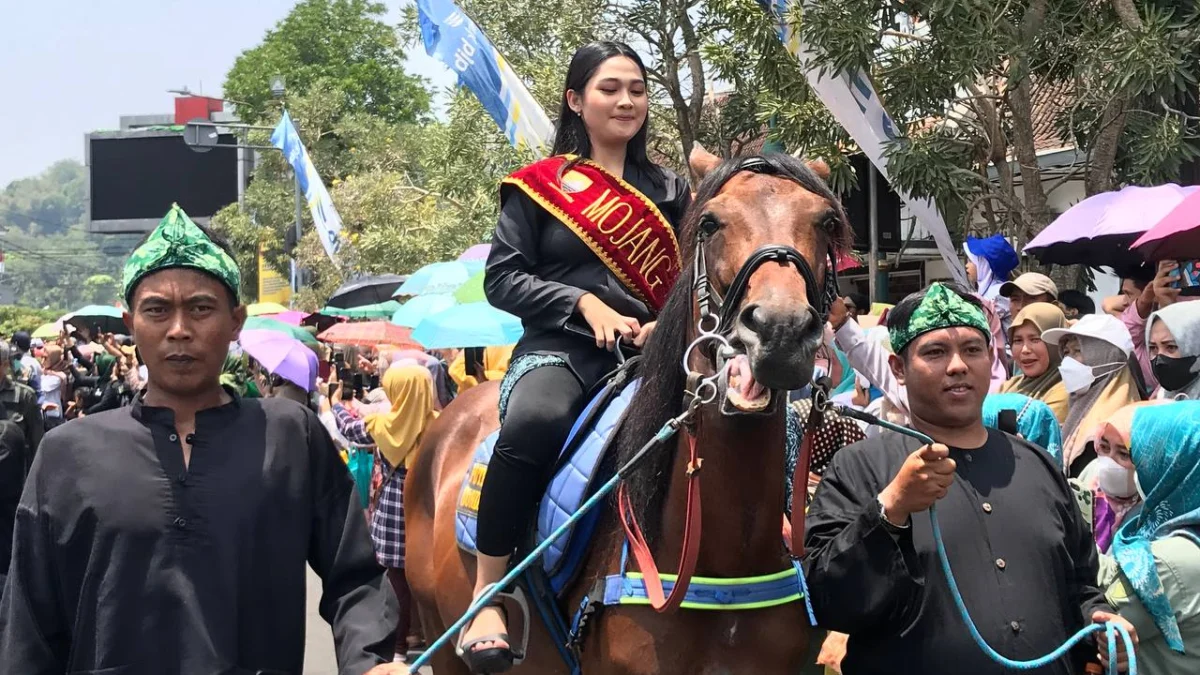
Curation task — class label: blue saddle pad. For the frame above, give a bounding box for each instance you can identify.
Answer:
[456,379,640,591]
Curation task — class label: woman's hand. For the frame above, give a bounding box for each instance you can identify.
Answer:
[634,321,657,348]
[576,293,640,351]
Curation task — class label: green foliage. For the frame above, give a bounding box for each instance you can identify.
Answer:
[0,159,87,237]
[224,0,431,125]
[708,0,1200,251]
[0,306,59,338]
[0,160,138,311]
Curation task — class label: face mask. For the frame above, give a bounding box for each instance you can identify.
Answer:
[1059,357,1096,393]
[1059,357,1124,394]
[1151,354,1199,393]
[1135,471,1146,500]
[1095,456,1137,498]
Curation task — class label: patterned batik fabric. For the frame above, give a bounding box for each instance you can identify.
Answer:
[498,353,568,423]
[888,282,990,355]
[122,203,241,303]
[784,400,867,516]
[1112,401,1200,652]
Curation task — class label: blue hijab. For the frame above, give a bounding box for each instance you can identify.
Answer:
[1113,401,1200,652]
[982,393,1063,461]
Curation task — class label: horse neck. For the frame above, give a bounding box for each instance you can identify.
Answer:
[654,394,789,577]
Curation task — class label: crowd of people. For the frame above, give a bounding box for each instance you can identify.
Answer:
[0,39,1196,675]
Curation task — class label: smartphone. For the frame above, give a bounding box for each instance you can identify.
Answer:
[353,373,365,399]
[333,352,346,366]
[1170,259,1200,296]
[369,374,380,391]
[338,368,355,400]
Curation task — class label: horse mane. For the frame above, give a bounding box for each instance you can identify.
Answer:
[614,152,852,544]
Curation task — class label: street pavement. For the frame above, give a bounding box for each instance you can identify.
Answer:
[304,566,432,674]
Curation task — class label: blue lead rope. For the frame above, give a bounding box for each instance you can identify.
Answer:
[850,409,1137,675]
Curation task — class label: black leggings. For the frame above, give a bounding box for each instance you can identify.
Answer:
[476,365,587,556]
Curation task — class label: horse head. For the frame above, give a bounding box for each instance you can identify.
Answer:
[686,146,851,413]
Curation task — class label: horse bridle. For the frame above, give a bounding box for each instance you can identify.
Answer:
[691,157,841,339]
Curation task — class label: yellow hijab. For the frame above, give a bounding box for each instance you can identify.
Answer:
[449,345,515,393]
[364,365,437,469]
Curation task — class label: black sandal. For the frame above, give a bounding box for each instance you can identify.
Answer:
[456,601,515,674]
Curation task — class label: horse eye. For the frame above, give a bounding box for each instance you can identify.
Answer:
[821,214,840,232]
[699,215,721,237]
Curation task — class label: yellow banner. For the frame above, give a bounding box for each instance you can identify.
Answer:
[257,246,292,306]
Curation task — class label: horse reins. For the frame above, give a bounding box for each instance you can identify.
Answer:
[620,156,841,612]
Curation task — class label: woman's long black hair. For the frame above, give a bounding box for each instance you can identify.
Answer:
[552,41,663,188]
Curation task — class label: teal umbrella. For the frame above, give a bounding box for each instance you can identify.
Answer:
[62,305,126,334]
[411,302,522,348]
[453,271,487,304]
[242,317,320,347]
[322,300,403,320]
[390,294,458,328]
[394,261,484,296]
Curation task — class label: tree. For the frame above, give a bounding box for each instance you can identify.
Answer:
[224,0,431,125]
[0,160,138,311]
[0,306,59,338]
[706,0,1200,255]
[0,159,87,237]
[83,275,119,306]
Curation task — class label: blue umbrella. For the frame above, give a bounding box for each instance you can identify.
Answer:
[411,302,523,348]
[395,261,485,297]
[390,294,458,328]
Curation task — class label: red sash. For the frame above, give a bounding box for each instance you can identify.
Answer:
[503,155,681,313]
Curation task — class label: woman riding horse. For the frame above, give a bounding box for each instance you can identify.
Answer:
[463,41,691,673]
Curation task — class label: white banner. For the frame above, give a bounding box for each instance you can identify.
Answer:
[765,2,968,285]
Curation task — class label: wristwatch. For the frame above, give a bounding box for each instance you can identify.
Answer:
[876,494,910,529]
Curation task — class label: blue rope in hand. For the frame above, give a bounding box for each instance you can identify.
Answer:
[837,408,1137,674]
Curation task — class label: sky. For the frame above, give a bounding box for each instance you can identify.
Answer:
[0,0,457,188]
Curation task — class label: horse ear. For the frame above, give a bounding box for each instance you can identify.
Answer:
[689,144,721,180]
[806,159,831,182]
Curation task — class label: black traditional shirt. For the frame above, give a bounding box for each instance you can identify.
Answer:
[484,160,691,386]
[804,428,1110,675]
[0,393,395,675]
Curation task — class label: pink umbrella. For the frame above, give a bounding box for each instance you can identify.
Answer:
[262,310,310,326]
[458,244,491,262]
[1024,184,1197,271]
[1132,190,1200,261]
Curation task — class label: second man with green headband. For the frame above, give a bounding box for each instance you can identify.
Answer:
[804,282,1138,674]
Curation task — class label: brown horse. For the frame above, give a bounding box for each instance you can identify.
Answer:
[405,147,852,675]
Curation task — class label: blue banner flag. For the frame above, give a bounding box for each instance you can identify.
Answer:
[416,0,553,154]
[271,111,345,263]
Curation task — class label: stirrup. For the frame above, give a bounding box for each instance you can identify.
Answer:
[455,584,531,672]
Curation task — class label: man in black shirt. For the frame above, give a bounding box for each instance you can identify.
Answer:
[804,282,1137,674]
[0,207,401,675]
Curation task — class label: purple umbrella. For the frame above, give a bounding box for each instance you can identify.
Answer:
[1024,184,1198,273]
[239,329,320,392]
[1133,190,1200,260]
[458,243,491,262]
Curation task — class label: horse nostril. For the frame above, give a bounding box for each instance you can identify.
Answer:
[738,303,765,333]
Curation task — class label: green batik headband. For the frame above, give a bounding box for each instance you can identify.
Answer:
[889,282,990,354]
[122,204,241,304]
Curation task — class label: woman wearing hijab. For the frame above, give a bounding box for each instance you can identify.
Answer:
[964,234,1020,328]
[1085,402,1166,553]
[999,303,1070,422]
[326,365,438,663]
[982,392,1064,461]
[1042,314,1144,476]
[1145,301,1200,400]
[1099,401,1200,673]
